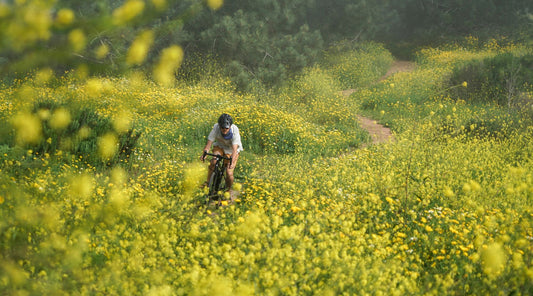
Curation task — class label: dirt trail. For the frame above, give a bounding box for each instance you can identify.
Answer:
[344,60,416,147]
[379,60,416,81]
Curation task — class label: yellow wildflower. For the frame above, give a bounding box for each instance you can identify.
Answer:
[113,111,132,133]
[153,45,183,86]
[68,29,86,52]
[481,242,506,279]
[207,0,223,10]
[126,30,154,65]
[68,174,94,199]
[443,186,455,198]
[113,0,145,25]
[98,132,118,160]
[12,112,42,145]
[233,182,242,191]
[55,8,75,27]
[151,0,167,10]
[182,162,206,200]
[35,68,54,85]
[49,108,71,130]
[95,44,109,59]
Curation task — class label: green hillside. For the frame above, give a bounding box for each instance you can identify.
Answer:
[1,36,532,295]
[1,0,532,295]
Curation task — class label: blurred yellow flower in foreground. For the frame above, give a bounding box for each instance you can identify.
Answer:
[95,44,109,59]
[35,68,54,85]
[151,0,167,10]
[443,186,455,198]
[68,29,86,52]
[183,162,207,200]
[55,8,75,27]
[207,0,223,10]
[113,112,132,133]
[0,3,9,18]
[153,45,183,87]
[85,78,105,97]
[98,132,118,160]
[12,112,42,145]
[37,108,51,121]
[68,174,94,199]
[113,0,145,25]
[111,167,128,187]
[233,182,242,191]
[49,108,71,130]
[78,126,92,140]
[127,30,154,65]
[223,192,230,200]
[481,242,506,279]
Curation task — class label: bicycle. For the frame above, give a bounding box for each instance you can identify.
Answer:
[203,151,232,208]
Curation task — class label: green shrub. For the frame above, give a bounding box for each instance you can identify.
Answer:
[322,41,394,89]
[448,53,533,107]
[3,100,141,168]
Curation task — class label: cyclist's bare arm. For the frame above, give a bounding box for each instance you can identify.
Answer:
[201,140,214,161]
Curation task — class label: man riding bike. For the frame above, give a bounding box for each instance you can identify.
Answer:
[200,113,243,191]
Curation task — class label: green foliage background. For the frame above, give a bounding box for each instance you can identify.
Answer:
[2,0,532,88]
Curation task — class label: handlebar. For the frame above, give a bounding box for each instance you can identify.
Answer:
[203,151,232,161]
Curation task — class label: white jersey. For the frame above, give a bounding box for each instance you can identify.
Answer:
[208,123,243,154]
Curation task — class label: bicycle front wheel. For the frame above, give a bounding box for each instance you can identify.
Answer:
[208,170,222,199]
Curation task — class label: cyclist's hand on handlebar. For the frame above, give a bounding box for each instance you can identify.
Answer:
[200,150,208,162]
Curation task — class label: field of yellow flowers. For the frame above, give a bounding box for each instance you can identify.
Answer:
[1,40,532,295]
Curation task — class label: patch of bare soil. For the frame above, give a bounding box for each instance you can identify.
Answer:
[379,60,416,82]
[344,60,416,147]
[357,115,394,148]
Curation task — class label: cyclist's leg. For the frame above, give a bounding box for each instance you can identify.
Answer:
[225,152,239,189]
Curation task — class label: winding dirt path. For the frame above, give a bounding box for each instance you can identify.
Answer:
[343,60,416,147]
[379,60,416,82]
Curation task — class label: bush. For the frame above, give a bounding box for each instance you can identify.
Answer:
[322,41,394,89]
[228,104,309,154]
[3,100,140,168]
[448,53,533,107]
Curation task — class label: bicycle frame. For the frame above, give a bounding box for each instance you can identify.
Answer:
[203,152,232,207]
